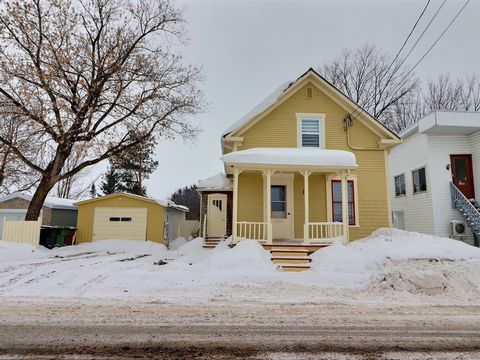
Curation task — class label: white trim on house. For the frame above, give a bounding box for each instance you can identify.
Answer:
[326,173,359,227]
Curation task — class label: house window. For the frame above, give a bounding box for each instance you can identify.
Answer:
[331,180,356,225]
[412,167,427,193]
[271,185,286,218]
[394,174,406,197]
[301,118,321,147]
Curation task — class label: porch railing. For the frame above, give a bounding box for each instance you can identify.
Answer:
[306,222,345,244]
[237,221,268,242]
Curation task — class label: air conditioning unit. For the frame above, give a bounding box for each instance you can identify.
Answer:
[451,220,466,237]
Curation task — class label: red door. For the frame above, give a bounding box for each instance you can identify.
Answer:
[450,154,475,199]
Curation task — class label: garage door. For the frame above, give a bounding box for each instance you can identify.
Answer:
[93,207,147,241]
[0,210,28,239]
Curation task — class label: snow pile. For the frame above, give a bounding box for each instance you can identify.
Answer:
[312,228,480,273]
[311,228,480,297]
[194,240,276,272]
[70,239,167,256]
[221,148,358,168]
[0,240,48,261]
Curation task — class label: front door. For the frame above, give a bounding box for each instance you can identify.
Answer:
[270,177,294,240]
[207,194,227,237]
[450,154,475,199]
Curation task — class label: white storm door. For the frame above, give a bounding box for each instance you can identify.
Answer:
[270,177,294,240]
[207,194,227,237]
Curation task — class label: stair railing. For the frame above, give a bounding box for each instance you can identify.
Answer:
[450,182,480,237]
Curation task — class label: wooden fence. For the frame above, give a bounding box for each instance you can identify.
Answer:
[2,219,41,246]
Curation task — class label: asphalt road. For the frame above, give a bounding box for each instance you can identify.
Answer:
[1,300,480,359]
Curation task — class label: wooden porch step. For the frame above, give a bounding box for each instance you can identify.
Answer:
[272,256,311,265]
[276,263,311,272]
[270,249,310,257]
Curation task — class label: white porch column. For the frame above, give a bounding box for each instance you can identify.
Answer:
[303,170,311,244]
[265,169,273,244]
[232,167,239,244]
[341,170,350,244]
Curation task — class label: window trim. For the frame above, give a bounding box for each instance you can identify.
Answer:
[394,173,406,198]
[296,113,325,148]
[411,166,427,194]
[326,174,359,227]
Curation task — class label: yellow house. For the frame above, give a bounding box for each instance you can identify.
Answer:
[199,68,400,246]
[75,192,188,244]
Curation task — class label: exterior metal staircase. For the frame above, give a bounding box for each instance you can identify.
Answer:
[450,182,480,244]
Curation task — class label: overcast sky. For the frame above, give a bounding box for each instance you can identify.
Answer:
[145,0,479,199]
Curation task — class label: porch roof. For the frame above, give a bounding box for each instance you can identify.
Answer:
[221,148,358,170]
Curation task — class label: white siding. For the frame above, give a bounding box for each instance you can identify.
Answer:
[389,134,435,235]
[471,130,480,200]
[427,135,474,244]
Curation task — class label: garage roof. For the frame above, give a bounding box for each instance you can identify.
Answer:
[74,192,189,212]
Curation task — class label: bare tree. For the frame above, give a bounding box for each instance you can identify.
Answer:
[0,0,203,220]
[52,144,97,200]
[0,108,39,194]
[387,89,426,134]
[425,74,480,112]
[320,43,420,128]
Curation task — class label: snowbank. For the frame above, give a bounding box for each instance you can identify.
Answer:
[312,228,480,274]
[194,240,276,272]
[59,239,168,256]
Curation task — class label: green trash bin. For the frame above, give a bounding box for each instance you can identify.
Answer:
[56,228,68,247]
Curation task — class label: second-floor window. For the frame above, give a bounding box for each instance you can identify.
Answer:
[301,118,322,147]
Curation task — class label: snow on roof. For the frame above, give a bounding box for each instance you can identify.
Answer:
[0,192,77,210]
[222,81,292,136]
[197,173,232,191]
[221,148,358,169]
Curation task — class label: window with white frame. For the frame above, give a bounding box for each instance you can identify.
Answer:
[300,117,323,147]
[394,174,406,197]
[331,180,356,225]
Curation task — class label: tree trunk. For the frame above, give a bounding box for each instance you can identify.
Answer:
[25,146,72,221]
[25,176,56,220]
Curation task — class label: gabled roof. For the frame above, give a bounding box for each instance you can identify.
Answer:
[74,192,189,212]
[0,192,77,210]
[223,68,400,141]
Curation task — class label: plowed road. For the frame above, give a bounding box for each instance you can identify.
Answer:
[1,300,480,359]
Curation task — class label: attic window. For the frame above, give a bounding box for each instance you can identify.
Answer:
[306,87,313,99]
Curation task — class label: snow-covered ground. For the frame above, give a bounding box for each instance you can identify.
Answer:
[0,228,479,305]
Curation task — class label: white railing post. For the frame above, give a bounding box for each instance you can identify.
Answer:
[265,169,272,245]
[303,170,310,244]
[341,170,349,244]
[232,168,239,244]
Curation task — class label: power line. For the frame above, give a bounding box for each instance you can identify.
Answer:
[348,0,432,119]
[351,0,470,122]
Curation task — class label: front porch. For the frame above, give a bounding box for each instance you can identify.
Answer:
[223,148,359,246]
